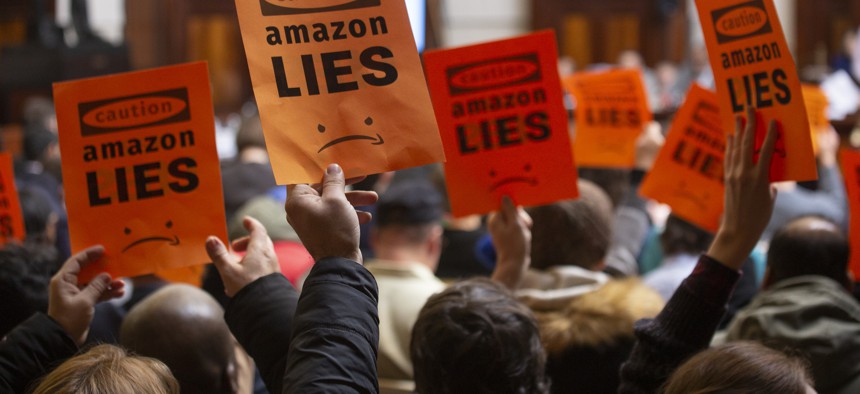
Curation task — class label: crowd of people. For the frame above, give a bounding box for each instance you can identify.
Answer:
[0,52,857,394]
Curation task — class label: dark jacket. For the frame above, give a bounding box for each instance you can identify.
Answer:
[724,276,860,394]
[225,257,379,394]
[619,255,741,394]
[0,313,78,393]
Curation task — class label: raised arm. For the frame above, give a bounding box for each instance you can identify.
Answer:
[0,246,124,393]
[619,107,779,394]
[283,164,380,393]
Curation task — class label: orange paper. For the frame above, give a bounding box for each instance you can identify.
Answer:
[564,69,652,168]
[235,0,445,184]
[53,62,228,282]
[641,85,725,232]
[423,31,579,216]
[801,84,829,155]
[841,149,860,276]
[0,153,26,244]
[696,0,817,182]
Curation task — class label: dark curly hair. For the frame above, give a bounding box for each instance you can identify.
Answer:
[0,242,61,337]
[411,278,550,394]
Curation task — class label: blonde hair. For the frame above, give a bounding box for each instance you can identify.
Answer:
[32,344,179,394]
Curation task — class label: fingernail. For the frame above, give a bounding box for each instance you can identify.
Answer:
[206,237,221,254]
[327,164,341,175]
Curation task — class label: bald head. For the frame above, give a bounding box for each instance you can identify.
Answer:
[120,285,237,394]
[766,216,850,289]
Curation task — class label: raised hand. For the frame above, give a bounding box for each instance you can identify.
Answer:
[489,196,533,290]
[286,164,378,264]
[206,217,280,297]
[707,106,778,270]
[48,246,125,346]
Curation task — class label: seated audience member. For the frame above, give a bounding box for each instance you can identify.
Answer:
[722,216,860,394]
[31,344,179,394]
[365,179,446,380]
[220,115,277,221]
[764,127,848,240]
[120,284,250,394]
[430,166,492,279]
[662,341,814,394]
[205,164,380,392]
[644,214,714,301]
[517,180,664,394]
[411,278,549,394]
[411,197,545,393]
[0,244,58,337]
[0,246,125,392]
[619,107,787,393]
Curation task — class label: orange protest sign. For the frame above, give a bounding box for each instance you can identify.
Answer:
[234,0,445,184]
[564,69,652,168]
[423,31,579,217]
[841,149,860,276]
[53,62,227,283]
[0,153,26,244]
[801,84,829,155]
[640,85,725,232]
[696,0,817,182]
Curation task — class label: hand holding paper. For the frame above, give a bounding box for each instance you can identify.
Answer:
[286,164,378,264]
[206,217,279,297]
[488,197,533,290]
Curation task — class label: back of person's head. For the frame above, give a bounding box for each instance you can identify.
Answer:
[577,168,629,209]
[528,180,613,271]
[766,216,850,289]
[374,179,443,240]
[663,341,813,394]
[120,285,237,394]
[235,115,267,153]
[660,214,714,256]
[32,344,179,394]
[411,278,549,394]
[19,186,59,243]
[23,125,58,162]
[0,243,60,337]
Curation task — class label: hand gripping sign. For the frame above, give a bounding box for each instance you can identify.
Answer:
[235,0,445,184]
[0,153,25,245]
[841,149,860,276]
[423,31,579,217]
[563,69,652,168]
[53,62,228,283]
[696,0,817,182]
[640,85,725,233]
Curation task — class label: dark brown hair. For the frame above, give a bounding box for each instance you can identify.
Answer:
[411,278,549,394]
[528,180,613,270]
[663,342,813,394]
[660,214,714,256]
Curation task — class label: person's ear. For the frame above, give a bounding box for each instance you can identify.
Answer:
[427,224,443,255]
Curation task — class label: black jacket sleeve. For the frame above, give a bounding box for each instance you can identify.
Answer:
[618,255,741,394]
[0,313,79,393]
[225,273,299,394]
[283,257,379,394]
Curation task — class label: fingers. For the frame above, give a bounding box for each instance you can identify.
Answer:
[758,119,779,174]
[741,106,757,168]
[345,190,378,207]
[78,273,113,305]
[345,175,368,187]
[231,236,250,252]
[287,184,317,199]
[518,207,533,228]
[243,217,270,246]
[357,210,373,225]
[206,236,235,271]
[500,196,516,223]
[321,164,347,200]
[725,133,735,176]
[98,280,126,303]
[61,245,106,276]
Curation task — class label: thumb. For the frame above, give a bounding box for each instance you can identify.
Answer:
[321,164,346,200]
[79,273,111,304]
[206,236,234,271]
